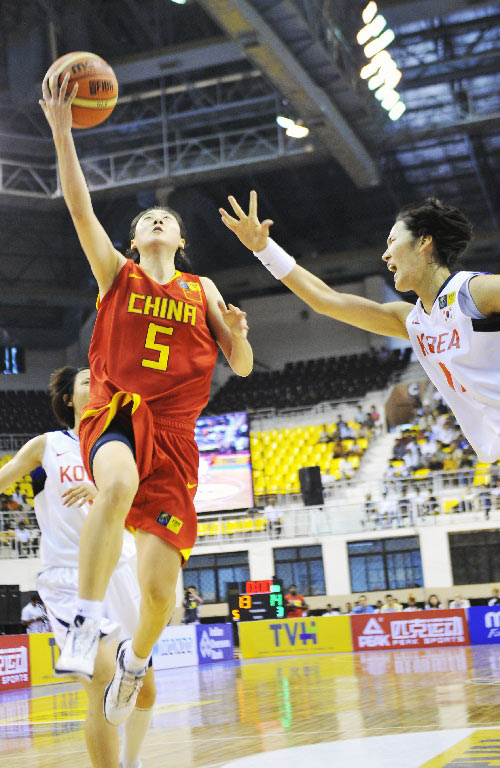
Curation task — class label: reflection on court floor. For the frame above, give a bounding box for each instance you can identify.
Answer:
[1,647,500,767]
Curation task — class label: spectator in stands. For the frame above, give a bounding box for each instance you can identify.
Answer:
[380,491,397,527]
[323,603,340,616]
[374,600,383,613]
[364,493,377,526]
[14,520,31,557]
[21,594,50,633]
[182,586,202,624]
[381,594,403,612]
[263,497,282,538]
[403,596,420,611]
[339,456,355,481]
[397,489,413,526]
[285,585,308,618]
[449,594,470,609]
[488,588,500,606]
[427,441,447,471]
[425,594,443,609]
[352,595,374,614]
[336,414,354,440]
[344,602,353,614]
[424,494,440,516]
[456,486,475,513]
[492,480,500,509]
[478,485,492,519]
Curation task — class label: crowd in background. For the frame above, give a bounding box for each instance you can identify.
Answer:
[318,587,500,616]
[0,483,39,557]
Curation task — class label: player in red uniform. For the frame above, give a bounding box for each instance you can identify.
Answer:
[40,73,253,725]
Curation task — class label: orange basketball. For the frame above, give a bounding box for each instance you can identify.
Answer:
[45,51,118,129]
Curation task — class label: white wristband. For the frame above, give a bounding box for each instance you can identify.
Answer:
[253,238,296,280]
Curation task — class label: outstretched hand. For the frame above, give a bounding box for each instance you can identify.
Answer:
[218,300,249,339]
[219,190,273,252]
[39,71,78,138]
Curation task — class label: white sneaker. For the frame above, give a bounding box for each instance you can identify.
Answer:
[120,762,142,768]
[104,640,147,726]
[55,616,100,681]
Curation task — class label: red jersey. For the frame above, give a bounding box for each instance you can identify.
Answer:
[86,259,218,426]
[285,593,306,618]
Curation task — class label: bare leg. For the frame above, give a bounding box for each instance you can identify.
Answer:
[133,531,182,658]
[81,639,120,768]
[79,441,139,600]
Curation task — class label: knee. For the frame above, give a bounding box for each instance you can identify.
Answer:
[98,476,139,513]
[141,581,175,614]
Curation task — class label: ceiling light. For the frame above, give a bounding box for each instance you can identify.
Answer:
[367,71,385,91]
[381,90,401,110]
[369,15,387,38]
[276,115,295,129]
[286,124,310,138]
[360,61,379,79]
[364,28,395,58]
[389,101,407,121]
[362,2,378,25]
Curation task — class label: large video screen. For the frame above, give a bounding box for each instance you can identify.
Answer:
[194,411,253,513]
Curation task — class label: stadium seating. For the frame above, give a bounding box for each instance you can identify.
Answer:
[206,349,411,414]
[0,390,56,434]
[250,421,369,496]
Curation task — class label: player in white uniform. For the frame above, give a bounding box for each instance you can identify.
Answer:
[0,366,155,768]
[220,193,500,461]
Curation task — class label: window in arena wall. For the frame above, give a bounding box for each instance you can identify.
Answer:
[183,551,250,604]
[449,530,500,585]
[348,537,423,592]
[273,545,325,595]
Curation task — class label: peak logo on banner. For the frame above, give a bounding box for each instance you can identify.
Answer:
[351,610,469,651]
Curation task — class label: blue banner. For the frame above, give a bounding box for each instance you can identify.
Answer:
[196,623,234,664]
[467,606,500,645]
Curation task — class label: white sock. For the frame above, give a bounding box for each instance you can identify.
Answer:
[75,598,103,623]
[124,643,149,674]
[120,707,153,768]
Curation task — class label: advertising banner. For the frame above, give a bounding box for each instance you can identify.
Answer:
[196,623,234,664]
[467,606,500,645]
[351,610,469,652]
[0,635,30,691]
[239,615,353,659]
[29,633,71,686]
[152,624,198,670]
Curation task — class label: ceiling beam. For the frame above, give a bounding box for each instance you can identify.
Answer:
[198,0,380,188]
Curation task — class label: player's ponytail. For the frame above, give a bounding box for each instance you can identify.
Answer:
[126,206,193,273]
[49,366,87,428]
[396,198,473,269]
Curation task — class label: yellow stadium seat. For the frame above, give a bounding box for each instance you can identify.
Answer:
[197,522,208,537]
[443,499,458,513]
[224,520,236,535]
[412,468,429,478]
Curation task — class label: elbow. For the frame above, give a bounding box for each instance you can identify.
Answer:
[234,363,253,378]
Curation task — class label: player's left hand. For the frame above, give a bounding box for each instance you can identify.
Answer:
[61,482,97,507]
[218,300,249,339]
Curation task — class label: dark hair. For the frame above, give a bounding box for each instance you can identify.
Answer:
[49,366,89,429]
[125,207,192,272]
[396,197,473,269]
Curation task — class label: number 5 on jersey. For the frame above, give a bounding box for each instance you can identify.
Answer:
[142,322,173,371]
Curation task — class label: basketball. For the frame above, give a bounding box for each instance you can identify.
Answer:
[45,51,118,129]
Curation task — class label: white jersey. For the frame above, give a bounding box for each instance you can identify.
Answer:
[35,430,135,570]
[406,271,500,462]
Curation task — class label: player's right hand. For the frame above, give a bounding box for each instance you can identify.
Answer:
[61,482,97,508]
[219,190,273,252]
[39,72,78,138]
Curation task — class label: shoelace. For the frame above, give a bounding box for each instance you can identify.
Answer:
[115,671,144,705]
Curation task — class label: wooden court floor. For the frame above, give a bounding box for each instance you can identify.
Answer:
[2,645,500,767]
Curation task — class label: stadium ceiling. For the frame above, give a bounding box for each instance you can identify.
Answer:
[0,0,498,348]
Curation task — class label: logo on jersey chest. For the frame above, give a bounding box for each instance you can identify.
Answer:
[177,279,203,304]
[438,291,456,322]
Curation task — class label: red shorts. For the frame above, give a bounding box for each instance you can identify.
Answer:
[79,392,199,565]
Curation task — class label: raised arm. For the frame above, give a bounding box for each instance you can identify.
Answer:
[39,73,125,296]
[220,191,412,340]
[201,276,253,376]
[0,435,46,493]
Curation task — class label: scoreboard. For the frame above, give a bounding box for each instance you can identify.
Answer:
[227,580,285,622]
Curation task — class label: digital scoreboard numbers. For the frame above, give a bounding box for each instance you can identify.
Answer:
[228,580,285,622]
